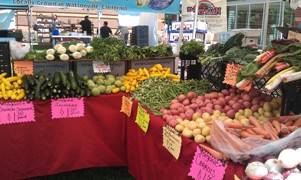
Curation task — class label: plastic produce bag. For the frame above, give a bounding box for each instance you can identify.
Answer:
[210,120,301,163]
[9,41,30,60]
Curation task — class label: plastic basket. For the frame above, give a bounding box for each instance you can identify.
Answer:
[280,80,301,115]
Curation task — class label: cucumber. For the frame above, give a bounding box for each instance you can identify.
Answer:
[40,92,47,100]
[41,81,48,90]
[45,88,51,97]
[66,79,71,90]
[38,71,45,79]
[80,88,85,97]
[59,71,67,87]
[27,75,35,86]
[52,89,57,94]
[85,88,91,97]
[28,94,34,101]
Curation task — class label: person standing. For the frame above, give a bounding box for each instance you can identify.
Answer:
[80,16,92,35]
[115,25,129,45]
[100,21,112,38]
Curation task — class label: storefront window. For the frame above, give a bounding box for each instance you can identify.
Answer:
[250,4,263,29]
[237,4,249,29]
[227,6,236,30]
[266,2,281,44]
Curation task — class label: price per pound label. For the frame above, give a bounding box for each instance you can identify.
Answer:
[135,103,150,133]
[121,96,132,117]
[163,125,182,159]
[93,61,111,73]
[51,98,84,119]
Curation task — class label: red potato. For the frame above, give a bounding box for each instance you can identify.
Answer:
[228,100,236,106]
[213,100,222,106]
[185,110,194,120]
[178,107,185,113]
[204,99,211,104]
[225,96,231,101]
[189,104,198,111]
[178,94,186,102]
[242,94,251,101]
[218,92,224,97]
[224,105,232,112]
[251,105,260,112]
[264,95,273,102]
[243,101,252,109]
[232,96,240,101]
[204,107,213,115]
[197,96,204,100]
[206,103,214,108]
[187,92,197,100]
[236,89,242,94]
[210,92,219,99]
[232,103,241,111]
[179,113,186,119]
[197,102,205,108]
[238,99,244,103]
[170,103,181,110]
[168,119,178,128]
[170,109,180,115]
[163,114,169,120]
[218,97,226,105]
[229,88,236,94]
[230,93,236,97]
[214,105,222,112]
[221,89,230,96]
[259,101,264,107]
[251,97,261,105]
[171,99,179,104]
[182,99,190,106]
[165,115,173,123]
[226,109,236,119]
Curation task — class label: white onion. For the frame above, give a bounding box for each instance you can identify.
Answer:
[263,172,284,180]
[286,173,301,180]
[278,149,299,169]
[295,148,301,166]
[245,161,268,180]
[264,159,283,173]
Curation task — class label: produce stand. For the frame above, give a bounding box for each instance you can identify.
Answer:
[52,35,93,47]
[280,80,301,115]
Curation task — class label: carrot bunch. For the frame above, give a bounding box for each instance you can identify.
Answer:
[224,116,301,140]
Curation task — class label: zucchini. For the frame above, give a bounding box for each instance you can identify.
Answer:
[35,77,46,100]
[54,72,61,84]
[21,75,29,90]
[59,71,67,87]
[68,71,78,90]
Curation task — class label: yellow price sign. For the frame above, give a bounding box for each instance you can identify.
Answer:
[120,96,132,117]
[135,103,150,133]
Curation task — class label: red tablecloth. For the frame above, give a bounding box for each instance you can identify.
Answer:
[126,101,246,180]
[0,93,127,179]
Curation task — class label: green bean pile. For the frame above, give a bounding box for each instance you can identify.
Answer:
[132,77,213,115]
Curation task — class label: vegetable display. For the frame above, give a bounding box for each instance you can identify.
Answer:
[132,77,213,116]
[121,44,173,59]
[180,40,205,56]
[0,73,24,100]
[22,71,91,100]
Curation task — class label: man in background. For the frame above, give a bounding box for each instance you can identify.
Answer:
[80,16,92,35]
[100,21,112,38]
[115,24,129,45]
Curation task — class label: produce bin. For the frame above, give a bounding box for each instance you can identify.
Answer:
[33,60,71,76]
[128,56,176,74]
[179,53,201,80]
[280,80,301,115]
[72,59,128,78]
[0,42,12,76]
[253,76,282,97]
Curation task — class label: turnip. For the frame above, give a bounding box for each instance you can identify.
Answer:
[264,159,283,173]
[245,162,268,180]
[282,168,300,179]
[263,172,284,180]
[286,173,301,180]
[278,149,300,169]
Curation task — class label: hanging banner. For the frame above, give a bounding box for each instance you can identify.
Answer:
[2,0,181,14]
[183,0,227,33]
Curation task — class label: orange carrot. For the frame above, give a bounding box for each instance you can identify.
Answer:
[199,144,228,161]
[249,116,264,130]
[280,124,289,134]
[226,128,240,137]
[293,118,301,127]
[223,122,253,129]
[284,120,294,127]
[263,123,279,141]
[272,120,281,134]
[252,127,271,139]
[267,122,279,135]
[288,126,298,132]
[240,131,264,139]
[245,128,257,135]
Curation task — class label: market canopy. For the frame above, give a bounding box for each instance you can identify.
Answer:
[0,4,28,10]
[1,0,181,14]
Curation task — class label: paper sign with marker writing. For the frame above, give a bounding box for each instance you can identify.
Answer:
[121,96,132,117]
[234,174,241,180]
[237,77,253,92]
[0,101,35,125]
[14,61,33,75]
[51,98,84,119]
[189,147,227,180]
[223,64,243,86]
[135,103,150,133]
[93,61,111,73]
[163,125,182,159]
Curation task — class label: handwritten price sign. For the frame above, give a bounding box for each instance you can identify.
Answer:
[0,101,35,125]
[13,61,33,75]
[135,103,150,133]
[223,64,243,86]
[92,61,111,73]
[51,98,84,119]
[120,96,132,117]
[163,125,182,159]
[189,147,227,180]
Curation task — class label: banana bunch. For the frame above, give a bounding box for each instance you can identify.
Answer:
[0,73,24,100]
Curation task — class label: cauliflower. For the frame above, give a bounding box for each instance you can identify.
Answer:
[72,52,82,59]
[57,47,67,54]
[60,54,69,61]
[80,49,87,57]
[68,45,78,53]
[86,46,94,53]
[54,44,63,51]
[46,49,55,55]
[46,54,55,61]
[76,43,85,51]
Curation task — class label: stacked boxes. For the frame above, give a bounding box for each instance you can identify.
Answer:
[130,26,149,47]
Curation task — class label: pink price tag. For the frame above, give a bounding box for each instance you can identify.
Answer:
[188,147,227,180]
[51,98,84,119]
[0,101,35,125]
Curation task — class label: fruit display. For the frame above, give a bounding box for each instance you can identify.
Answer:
[85,74,126,96]
[22,71,91,100]
[123,64,180,92]
[0,73,24,100]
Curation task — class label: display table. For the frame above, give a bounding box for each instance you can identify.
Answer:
[126,101,246,180]
[52,35,93,46]
[0,94,245,179]
[0,93,127,179]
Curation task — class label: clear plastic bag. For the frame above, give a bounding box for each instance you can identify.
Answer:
[210,120,301,163]
[9,41,30,60]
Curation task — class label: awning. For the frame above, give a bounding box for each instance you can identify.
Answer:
[0,5,29,10]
